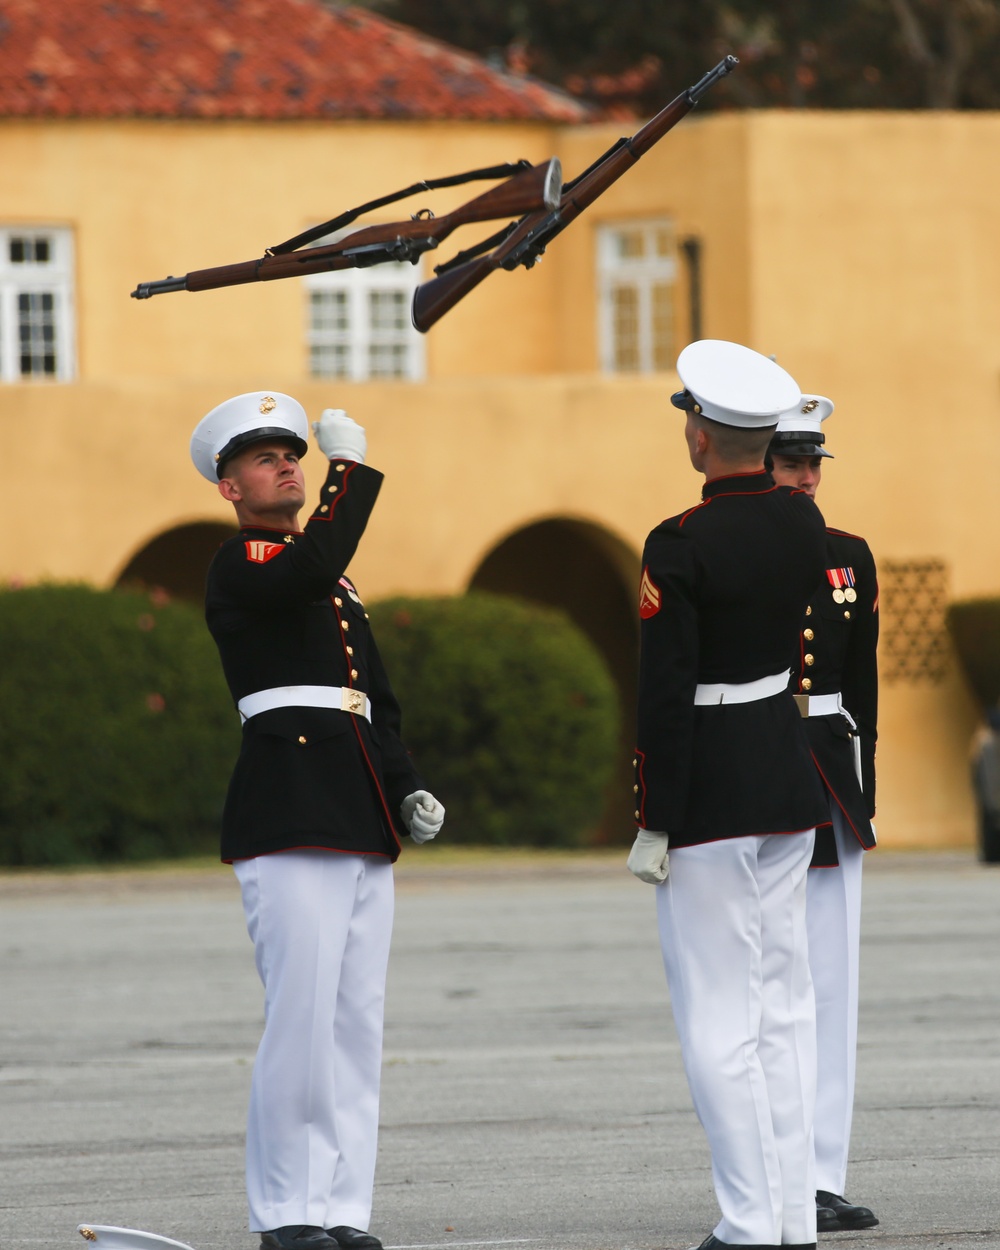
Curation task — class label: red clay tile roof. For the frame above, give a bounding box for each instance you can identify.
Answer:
[0,0,593,122]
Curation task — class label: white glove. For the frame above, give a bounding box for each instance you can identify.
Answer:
[311,408,367,463]
[401,790,445,844]
[627,829,670,884]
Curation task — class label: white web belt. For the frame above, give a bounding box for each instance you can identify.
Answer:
[237,684,371,724]
[693,669,790,706]
[793,691,855,724]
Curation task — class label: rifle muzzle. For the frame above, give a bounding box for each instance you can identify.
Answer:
[131,276,189,299]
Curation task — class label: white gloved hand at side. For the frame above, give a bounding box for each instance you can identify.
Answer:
[401,790,445,844]
[627,829,670,884]
[312,409,367,463]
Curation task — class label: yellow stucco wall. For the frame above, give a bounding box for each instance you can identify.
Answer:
[2,109,997,850]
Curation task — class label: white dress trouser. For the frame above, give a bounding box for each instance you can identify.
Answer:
[806,804,865,1196]
[234,850,394,1233]
[657,832,818,1246]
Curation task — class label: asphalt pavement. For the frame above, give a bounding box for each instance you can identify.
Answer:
[0,850,997,1250]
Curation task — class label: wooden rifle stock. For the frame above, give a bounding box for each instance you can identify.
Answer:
[411,55,737,333]
[132,159,561,299]
[409,254,498,332]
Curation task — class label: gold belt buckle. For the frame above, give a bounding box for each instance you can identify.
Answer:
[793,693,810,718]
[341,688,366,716]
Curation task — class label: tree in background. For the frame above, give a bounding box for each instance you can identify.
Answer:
[342,0,1000,112]
[721,0,1000,109]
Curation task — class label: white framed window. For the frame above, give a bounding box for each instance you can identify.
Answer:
[0,227,76,382]
[304,241,425,382]
[597,219,677,374]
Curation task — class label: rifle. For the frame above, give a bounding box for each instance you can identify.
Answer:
[130,158,562,299]
[410,55,737,333]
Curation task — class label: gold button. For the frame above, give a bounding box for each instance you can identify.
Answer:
[364,612,369,619]
[341,621,349,631]
[844,610,852,620]
[328,484,337,493]
[634,810,641,820]
[335,463,346,473]
[801,678,812,691]
[633,784,639,793]
[804,654,814,666]
[351,668,358,680]
[298,735,307,745]
[803,628,814,641]
[334,597,343,607]
[632,758,637,767]
[346,645,354,655]
[320,505,329,514]
[805,605,812,616]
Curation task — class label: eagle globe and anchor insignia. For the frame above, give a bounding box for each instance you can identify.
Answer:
[342,689,366,715]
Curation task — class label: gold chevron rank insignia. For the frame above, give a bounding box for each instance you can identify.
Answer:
[639,566,662,619]
[245,540,284,564]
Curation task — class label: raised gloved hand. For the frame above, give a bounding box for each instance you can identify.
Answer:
[626,829,670,884]
[401,790,445,844]
[312,408,367,463]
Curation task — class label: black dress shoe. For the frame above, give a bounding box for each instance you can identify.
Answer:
[816,1191,879,1230]
[326,1228,383,1250]
[816,1201,840,1234]
[261,1228,338,1250]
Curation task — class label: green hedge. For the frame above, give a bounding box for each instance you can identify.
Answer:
[0,585,620,864]
[946,598,1000,710]
[368,592,620,846]
[0,584,237,865]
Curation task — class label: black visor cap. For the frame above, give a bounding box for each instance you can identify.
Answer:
[215,427,309,478]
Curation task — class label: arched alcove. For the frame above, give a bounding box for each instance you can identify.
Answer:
[469,517,641,843]
[115,521,238,606]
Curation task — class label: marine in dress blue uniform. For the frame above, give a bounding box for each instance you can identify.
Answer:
[627,340,828,1250]
[191,394,445,1250]
[768,398,879,1233]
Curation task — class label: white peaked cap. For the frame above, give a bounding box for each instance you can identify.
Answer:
[78,1227,197,1250]
[771,394,835,458]
[672,339,801,428]
[190,391,309,482]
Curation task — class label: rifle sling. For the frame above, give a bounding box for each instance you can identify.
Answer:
[268,161,533,255]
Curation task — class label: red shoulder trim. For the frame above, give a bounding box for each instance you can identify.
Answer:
[677,500,710,527]
[825,525,868,542]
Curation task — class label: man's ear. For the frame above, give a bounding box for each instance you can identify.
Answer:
[218,476,241,504]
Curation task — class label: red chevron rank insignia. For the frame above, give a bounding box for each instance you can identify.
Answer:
[639,566,662,619]
[245,540,284,564]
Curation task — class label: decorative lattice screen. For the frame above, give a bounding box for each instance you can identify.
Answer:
[879,558,950,683]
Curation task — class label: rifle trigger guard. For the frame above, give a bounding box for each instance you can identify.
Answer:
[411,208,435,221]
